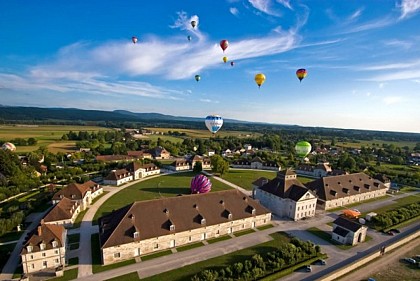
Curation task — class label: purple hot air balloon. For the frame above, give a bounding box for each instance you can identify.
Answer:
[190,174,212,194]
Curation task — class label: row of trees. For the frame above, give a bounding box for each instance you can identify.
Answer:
[371,202,420,230]
[191,238,320,281]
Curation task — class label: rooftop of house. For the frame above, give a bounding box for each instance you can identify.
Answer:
[333,216,364,232]
[21,224,66,254]
[52,181,100,201]
[43,197,79,222]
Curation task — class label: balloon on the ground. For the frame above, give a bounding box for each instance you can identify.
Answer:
[191,21,197,28]
[205,115,223,134]
[296,68,307,82]
[223,56,228,63]
[254,73,266,88]
[220,40,229,52]
[195,75,201,82]
[191,174,212,194]
[295,141,312,157]
[132,36,138,44]
[2,142,16,151]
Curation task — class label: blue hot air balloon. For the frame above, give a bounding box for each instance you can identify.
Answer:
[205,115,223,134]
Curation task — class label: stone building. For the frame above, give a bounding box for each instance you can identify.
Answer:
[103,169,133,186]
[52,181,103,210]
[21,224,66,274]
[231,156,280,171]
[168,159,191,171]
[127,162,160,180]
[43,197,81,227]
[305,172,389,210]
[332,216,367,245]
[253,169,317,221]
[98,190,271,265]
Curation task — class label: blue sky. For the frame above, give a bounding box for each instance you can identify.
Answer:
[1,0,420,133]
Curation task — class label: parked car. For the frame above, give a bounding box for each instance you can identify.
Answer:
[387,231,396,236]
[389,228,401,233]
[305,265,312,272]
[403,257,417,264]
[319,259,326,265]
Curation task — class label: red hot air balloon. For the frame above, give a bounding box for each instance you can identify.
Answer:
[190,174,212,194]
[132,36,138,44]
[296,68,307,82]
[220,40,229,52]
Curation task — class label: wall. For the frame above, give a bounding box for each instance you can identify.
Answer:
[21,246,66,274]
[323,189,388,210]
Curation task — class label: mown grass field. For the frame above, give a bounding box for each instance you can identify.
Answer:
[93,172,233,222]
[145,127,262,139]
[0,124,113,153]
[221,169,277,190]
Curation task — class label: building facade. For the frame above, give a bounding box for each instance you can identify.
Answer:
[332,216,367,245]
[103,169,133,186]
[231,156,280,171]
[253,170,317,221]
[52,181,103,210]
[98,190,271,265]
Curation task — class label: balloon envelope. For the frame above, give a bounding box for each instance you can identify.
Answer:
[132,36,138,44]
[230,61,234,66]
[296,68,307,82]
[254,73,266,88]
[195,75,201,82]
[2,142,16,151]
[191,20,197,28]
[220,40,229,52]
[187,35,192,41]
[205,115,223,134]
[295,141,312,157]
[223,56,228,63]
[191,174,212,194]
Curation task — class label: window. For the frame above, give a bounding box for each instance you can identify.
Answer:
[228,213,232,220]
[40,243,45,251]
[55,250,59,255]
[170,224,175,231]
[27,246,33,253]
[42,253,46,257]
[55,259,59,264]
[297,206,300,211]
[201,218,206,225]
[31,264,35,269]
[134,232,139,238]
[52,241,58,248]
[43,261,47,268]
[114,253,121,258]
[30,255,34,260]
[154,243,159,249]
[189,236,192,242]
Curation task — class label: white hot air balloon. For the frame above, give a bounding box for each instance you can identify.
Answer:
[1,142,16,151]
[205,115,223,134]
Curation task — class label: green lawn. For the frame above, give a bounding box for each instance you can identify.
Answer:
[176,242,204,252]
[93,172,233,222]
[221,169,277,190]
[372,195,420,214]
[234,229,256,237]
[105,272,140,281]
[335,139,417,150]
[49,268,78,281]
[307,227,352,250]
[141,250,173,261]
[141,232,291,281]
[257,224,274,231]
[70,208,89,229]
[91,191,110,205]
[207,235,232,244]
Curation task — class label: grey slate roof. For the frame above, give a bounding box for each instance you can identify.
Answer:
[333,226,349,237]
[333,216,363,232]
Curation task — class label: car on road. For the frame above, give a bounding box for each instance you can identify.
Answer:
[403,257,417,264]
[389,228,400,233]
[387,231,396,236]
[305,265,312,272]
[318,259,326,265]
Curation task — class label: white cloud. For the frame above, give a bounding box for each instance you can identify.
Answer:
[348,8,363,21]
[398,0,420,19]
[249,0,282,17]
[200,98,219,103]
[276,0,292,10]
[229,7,239,16]
[361,59,420,71]
[383,96,402,105]
[346,17,394,33]
[383,39,413,49]
[366,92,371,96]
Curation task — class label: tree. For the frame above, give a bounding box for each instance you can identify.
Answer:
[193,161,202,173]
[210,155,229,177]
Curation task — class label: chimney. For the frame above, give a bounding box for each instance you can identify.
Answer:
[37,226,42,236]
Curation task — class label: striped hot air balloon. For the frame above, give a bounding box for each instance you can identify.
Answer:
[190,174,212,194]
[205,115,223,134]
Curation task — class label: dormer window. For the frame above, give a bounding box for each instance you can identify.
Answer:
[133,232,139,238]
[40,243,46,250]
[201,218,206,225]
[170,224,175,231]
[228,213,233,220]
[71,194,76,199]
[59,194,63,199]
[252,208,256,215]
[27,246,33,253]
[52,241,58,248]
[164,208,169,214]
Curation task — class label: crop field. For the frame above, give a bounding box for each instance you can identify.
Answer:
[145,127,262,139]
[93,172,233,221]
[0,124,113,153]
[335,139,418,150]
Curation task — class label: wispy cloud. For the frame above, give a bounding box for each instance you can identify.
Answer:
[398,0,420,19]
[249,0,282,17]
[276,0,292,10]
[383,39,413,49]
[345,17,394,33]
[229,7,239,16]
[361,59,420,71]
[348,8,363,21]
[383,96,402,105]
[200,98,220,103]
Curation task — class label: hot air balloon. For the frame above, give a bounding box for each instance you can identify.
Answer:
[195,75,201,82]
[254,73,266,88]
[220,40,229,52]
[132,36,138,44]
[230,61,234,66]
[205,115,223,134]
[191,174,212,194]
[1,142,16,151]
[191,20,197,29]
[296,68,307,82]
[295,141,312,157]
[187,35,192,41]
[223,56,228,63]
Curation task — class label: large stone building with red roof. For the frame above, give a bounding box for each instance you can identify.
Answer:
[98,190,271,265]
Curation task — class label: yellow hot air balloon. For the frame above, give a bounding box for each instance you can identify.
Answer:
[223,56,228,63]
[255,73,266,88]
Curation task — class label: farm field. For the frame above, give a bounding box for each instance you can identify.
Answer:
[0,124,113,153]
[335,139,418,150]
[145,127,262,139]
[93,172,233,222]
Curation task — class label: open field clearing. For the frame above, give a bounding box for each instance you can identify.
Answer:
[0,124,113,153]
[145,127,262,139]
[221,169,277,190]
[336,139,418,150]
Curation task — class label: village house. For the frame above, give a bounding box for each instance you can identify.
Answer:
[168,159,191,171]
[103,169,133,186]
[253,169,317,221]
[98,190,271,265]
[332,216,367,245]
[127,150,153,160]
[231,156,281,171]
[21,223,66,275]
[190,155,211,170]
[305,172,389,210]
[127,162,160,180]
[43,198,81,227]
[52,181,103,211]
[151,146,171,160]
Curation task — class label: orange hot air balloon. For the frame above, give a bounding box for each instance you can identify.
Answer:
[220,40,229,52]
[132,36,138,44]
[296,68,307,82]
[255,73,266,89]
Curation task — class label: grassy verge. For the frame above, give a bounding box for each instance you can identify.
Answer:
[141,232,291,281]
[257,224,274,231]
[67,233,80,244]
[371,195,420,214]
[70,208,89,229]
[49,268,78,281]
[307,227,352,250]
[91,191,110,205]
[207,235,232,244]
[105,272,140,281]
[141,250,173,261]
[176,242,204,252]
[234,229,256,237]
